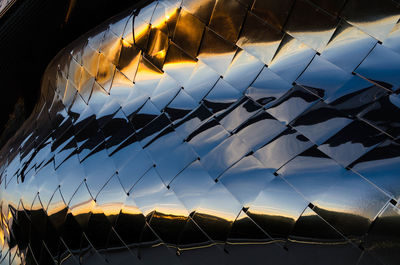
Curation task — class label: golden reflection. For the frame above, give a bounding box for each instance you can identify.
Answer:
[163,60,197,73]
[173,9,205,57]
[64,0,77,24]
[154,207,188,220]
[163,43,197,84]
[208,0,246,43]
[150,5,168,34]
[118,40,141,81]
[96,53,116,92]
[182,0,215,23]
[70,199,95,216]
[110,69,133,101]
[135,56,163,83]
[196,208,236,222]
[0,226,4,247]
[0,212,7,248]
[7,209,12,222]
[122,38,134,50]
[155,50,166,59]
[197,28,237,74]
[47,200,67,216]
[151,3,179,30]
[122,15,134,44]
[134,18,151,49]
[93,202,123,216]
[248,208,297,223]
[199,28,236,55]
[165,7,179,36]
[236,6,283,61]
[147,28,169,68]
[314,200,373,222]
[121,204,142,216]
[3,0,400,262]
[30,198,43,211]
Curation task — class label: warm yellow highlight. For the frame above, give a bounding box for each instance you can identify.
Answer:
[70,199,96,216]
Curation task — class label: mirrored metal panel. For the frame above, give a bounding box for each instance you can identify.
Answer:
[0,0,399,264]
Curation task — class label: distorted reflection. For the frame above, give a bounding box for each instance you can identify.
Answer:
[0,0,399,264]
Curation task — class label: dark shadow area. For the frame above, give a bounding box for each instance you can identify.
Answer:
[0,0,141,149]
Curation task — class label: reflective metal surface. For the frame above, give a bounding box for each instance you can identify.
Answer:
[0,0,16,17]
[1,0,400,264]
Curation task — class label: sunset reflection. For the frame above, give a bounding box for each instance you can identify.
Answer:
[1,0,399,264]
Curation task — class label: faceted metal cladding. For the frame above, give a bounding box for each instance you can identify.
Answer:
[0,0,400,264]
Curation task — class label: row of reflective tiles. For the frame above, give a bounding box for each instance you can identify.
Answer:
[0,0,400,264]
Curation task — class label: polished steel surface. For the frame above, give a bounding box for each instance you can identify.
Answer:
[0,0,400,264]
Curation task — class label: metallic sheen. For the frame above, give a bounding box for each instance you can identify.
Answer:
[1,0,400,264]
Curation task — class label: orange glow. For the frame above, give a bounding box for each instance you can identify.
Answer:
[0,226,4,247]
[134,8,178,43]
[153,206,188,220]
[121,204,142,215]
[135,57,163,82]
[96,53,115,90]
[64,0,77,24]
[93,202,123,216]
[70,199,95,216]
[118,40,141,81]
[47,201,67,216]
[196,208,236,222]
[248,208,297,222]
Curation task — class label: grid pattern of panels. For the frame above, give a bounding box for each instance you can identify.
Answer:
[0,0,400,264]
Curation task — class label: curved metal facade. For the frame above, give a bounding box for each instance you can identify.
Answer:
[0,0,400,264]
